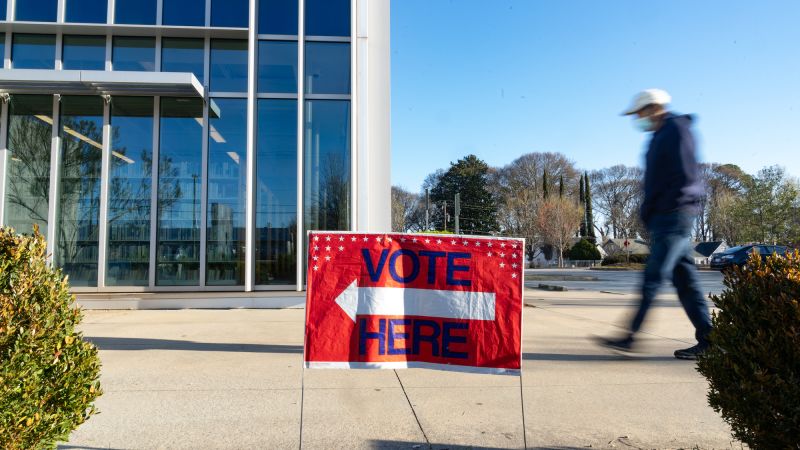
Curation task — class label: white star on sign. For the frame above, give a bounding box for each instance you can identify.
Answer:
[351,236,357,242]
[500,262,506,268]
[512,263,518,268]
[325,246,331,251]
[313,256,319,261]
[314,245,319,251]
[512,253,517,258]
[500,252,506,258]
[387,237,392,242]
[401,237,407,242]
[488,252,493,257]
[325,236,331,241]
[339,236,344,242]
[425,239,431,244]
[437,239,442,244]
[451,240,457,245]
[314,236,319,241]
[500,242,506,248]
[512,244,517,249]
[376,237,382,242]
[313,265,319,271]
[338,246,344,251]
[512,273,517,278]
[475,242,481,247]
[363,237,369,242]
[487,242,493,247]
[325,256,331,261]
[462,240,468,245]
[412,238,418,242]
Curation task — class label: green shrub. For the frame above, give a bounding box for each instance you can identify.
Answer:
[568,239,601,260]
[601,253,648,266]
[0,227,102,449]
[696,250,800,449]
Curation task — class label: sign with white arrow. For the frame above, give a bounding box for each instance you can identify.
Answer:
[304,232,524,375]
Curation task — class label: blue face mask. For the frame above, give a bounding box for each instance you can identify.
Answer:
[634,116,654,132]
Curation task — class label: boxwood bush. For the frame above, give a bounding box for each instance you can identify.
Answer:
[601,253,648,266]
[0,227,102,449]
[697,250,800,449]
[568,239,601,261]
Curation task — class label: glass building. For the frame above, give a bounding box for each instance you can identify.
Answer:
[0,0,390,296]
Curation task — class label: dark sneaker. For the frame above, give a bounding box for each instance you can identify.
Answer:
[595,335,636,354]
[674,343,708,360]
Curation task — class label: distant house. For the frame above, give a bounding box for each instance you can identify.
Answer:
[602,238,650,256]
[693,241,729,265]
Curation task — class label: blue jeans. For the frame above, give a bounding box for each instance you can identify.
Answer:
[630,212,712,345]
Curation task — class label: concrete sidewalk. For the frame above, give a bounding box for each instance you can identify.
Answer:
[62,289,735,449]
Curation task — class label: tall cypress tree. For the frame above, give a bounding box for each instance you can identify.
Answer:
[559,174,564,198]
[542,170,549,199]
[585,172,596,242]
[579,176,587,237]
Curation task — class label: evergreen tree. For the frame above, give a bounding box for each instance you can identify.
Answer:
[579,176,587,237]
[542,170,549,199]
[585,172,596,242]
[559,174,564,199]
[429,154,498,234]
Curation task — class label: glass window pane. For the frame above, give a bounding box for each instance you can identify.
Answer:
[157,98,203,286]
[62,35,106,71]
[12,34,56,70]
[206,99,246,286]
[258,40,297,93]
[0,1,6,21]
[107,97,153,287]
[163,0,205,26]
[114,0,156,25]
[4,95,53,237]
[259,0,297,35]
[210,40,247,93]
[0,34,5,66]
[113,37,155,72]
[16,0,57,22]
[256,100,297,285]
[56,96,104,287]
[304,100,351,233]
[304,42,350,95]
[211,0,248,28]
[305,0,349,37]
[161,38,204,83]
[66,0,108,24]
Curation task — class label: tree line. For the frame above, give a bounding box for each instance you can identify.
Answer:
[392,152,800,263]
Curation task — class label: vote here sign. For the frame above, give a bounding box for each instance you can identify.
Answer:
[304,232,524,375]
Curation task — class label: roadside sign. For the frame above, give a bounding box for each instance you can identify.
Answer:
[304,232,524,375]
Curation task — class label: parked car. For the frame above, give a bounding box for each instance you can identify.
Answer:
[709,244,789,270]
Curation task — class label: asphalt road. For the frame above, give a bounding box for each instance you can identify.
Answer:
[525,268,726,296]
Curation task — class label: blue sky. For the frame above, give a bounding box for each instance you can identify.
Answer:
[390,0,800,191]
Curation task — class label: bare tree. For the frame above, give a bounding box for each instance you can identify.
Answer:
[535,197,582,268]
[590,165,643,239]
[391,186,423,232]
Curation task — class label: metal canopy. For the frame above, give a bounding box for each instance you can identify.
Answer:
[0,69,205,98]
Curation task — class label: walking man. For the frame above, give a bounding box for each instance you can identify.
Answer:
[599,89,712,360]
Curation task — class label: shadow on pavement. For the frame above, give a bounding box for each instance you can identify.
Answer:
[523,352,677,362]
[86,337,303,354]
[368,442,589,450]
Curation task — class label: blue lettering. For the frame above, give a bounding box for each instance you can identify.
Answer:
[388,319,410,355]
[442,322,469,359]
[388,250,420,283]
[359,318,386,355]
[412,320,441,357]
[419,250,446,284]
[362,249,390,282]
[446,252,472,286]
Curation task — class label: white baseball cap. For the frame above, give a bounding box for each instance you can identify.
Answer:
[621,89,671,115]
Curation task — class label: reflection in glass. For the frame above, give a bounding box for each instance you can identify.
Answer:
[0,1,5,21]
[256,100,297,285]
[114,0,156,25]
[157,98,203,286]
[211,0,248,28]
[163,0,205,26]
[56,96,104,287]
[259,0,298,35]
[305,0,350,37]
[304,100,350,233]
[113,37,156,72]
[304,42,350,95]
[258,41,297,93]
[107,97,153,286]
[66,0,108,24]
[161,38,204,83]
[62,35,106,70]
[206,99,246,286]
[4,95,53,236]
[210,40,248,93]
[16,0,57,22]
[12,34,56,69]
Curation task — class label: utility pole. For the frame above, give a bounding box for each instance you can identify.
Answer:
[454,193,461,234]
[425,188,430,231]
[442,201,448,232]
